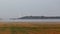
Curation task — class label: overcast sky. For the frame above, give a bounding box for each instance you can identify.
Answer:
[0,0,60,18]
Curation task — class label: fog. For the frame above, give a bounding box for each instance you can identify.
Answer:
[0,0,60,18]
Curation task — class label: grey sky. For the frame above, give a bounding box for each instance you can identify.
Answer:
[0,0,60,18]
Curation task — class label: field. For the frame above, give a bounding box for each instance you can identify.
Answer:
[0,22,60,34]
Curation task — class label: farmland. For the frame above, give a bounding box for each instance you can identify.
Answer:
[0,22,60,34]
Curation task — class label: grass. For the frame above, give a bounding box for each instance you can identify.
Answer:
[0,22,60,34]
[9,26,41,34]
